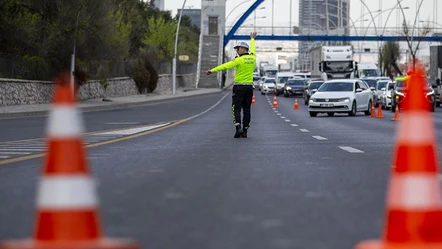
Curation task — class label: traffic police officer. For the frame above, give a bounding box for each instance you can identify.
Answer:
[205,32,257,138]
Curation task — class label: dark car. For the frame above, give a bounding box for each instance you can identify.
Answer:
[391,76,435,112]
[303,80,324,105]
[283,79,307,97]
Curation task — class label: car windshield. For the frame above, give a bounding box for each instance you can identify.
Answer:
[363,79,377,88]
[318,82,354,92]
[361,69,379,77]
[396,79,407,87]
[309,82,324,90]
[377,81,388,90]
[265,78,276,83]
[277,76,292,83]
[287,79,305,86]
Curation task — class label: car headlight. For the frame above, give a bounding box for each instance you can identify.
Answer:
[309,98,316,103]
[395,91,405,96]
[426,90,435,96]
[264,85,268,89]
[387,95,391,99]
[339,98,350,102]
[286,86,292,90]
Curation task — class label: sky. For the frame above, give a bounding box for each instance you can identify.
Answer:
[165,0,441,63]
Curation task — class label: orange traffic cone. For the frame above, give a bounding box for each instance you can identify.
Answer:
[293,98,299,110]
[0,73,139,249]
[370,102,376,117]
[376,104,385,118]
[355,64,442,249]
[272,94,278,108]
[391,108,400,121]
[252,93,256,105]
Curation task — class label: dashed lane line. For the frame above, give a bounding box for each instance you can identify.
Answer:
[300,129,309,132]
[339,146,364,153]
[312,136,328,140]
[290,124,298,127]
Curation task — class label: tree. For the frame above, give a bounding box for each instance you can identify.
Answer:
[380,41,401,78]
[401,20,431,70]
[142,16,176,62]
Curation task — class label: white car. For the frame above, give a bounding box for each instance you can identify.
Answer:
[308,79,373,117]
[374,80,390,106]
[260,78,276,95]
[380,81,395,109]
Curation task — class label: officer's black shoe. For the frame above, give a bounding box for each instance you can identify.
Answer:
[234,126,242,138]
[241,128,248,138]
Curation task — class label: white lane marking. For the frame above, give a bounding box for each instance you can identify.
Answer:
[105,122,139,125]
[339,146,364,153]
[277,113,282,116]
[312,136,328,140]
[300,129,309,132]
[281,116,286,119]
[291,124,298,127]
[272,108,276,110]
[0,152,31,155]
[0,156,10,159]
[285,119,291,122]
[93,123,171,135]
[0,148,44,151]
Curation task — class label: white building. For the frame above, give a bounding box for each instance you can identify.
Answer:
[201,0,226,36]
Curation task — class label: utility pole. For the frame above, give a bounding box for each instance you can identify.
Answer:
[172,0,187,95]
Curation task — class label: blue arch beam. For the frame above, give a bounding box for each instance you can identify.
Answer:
[229,35,442,42]
[224,0,264,47]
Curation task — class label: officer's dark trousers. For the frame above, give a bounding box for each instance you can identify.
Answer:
[232,84,254,128]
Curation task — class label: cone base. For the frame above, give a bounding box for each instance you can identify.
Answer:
[0,238,139,249]
[356,240,442,249]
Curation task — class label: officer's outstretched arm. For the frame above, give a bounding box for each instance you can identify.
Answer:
[210,58,241,73]
[250,32,257,56]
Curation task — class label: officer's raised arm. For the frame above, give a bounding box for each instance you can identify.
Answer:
[250,32,257,56]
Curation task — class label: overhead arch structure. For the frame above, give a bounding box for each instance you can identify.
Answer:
[224,0,442,47]
[224,0,264,47]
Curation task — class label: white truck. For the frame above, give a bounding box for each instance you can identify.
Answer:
[262,65,278,78]
[309,45,358,81]
[278,63,291,72]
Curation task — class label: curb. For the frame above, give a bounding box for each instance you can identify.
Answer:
[0,89,226,119]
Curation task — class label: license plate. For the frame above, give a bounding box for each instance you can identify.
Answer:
[334,74,344,78]
[320,104,334,107]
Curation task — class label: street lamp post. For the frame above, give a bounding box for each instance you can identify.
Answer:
[70,7,81,98]
[173,0,187,95]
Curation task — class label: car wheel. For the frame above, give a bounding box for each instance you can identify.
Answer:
[284,93,289,97]
[391,104,396,112]
[364,101,372,115]
[327,112,335,117]
[309,112,318,117]
[348,101,357,116]
[432,102,436,112]
[261,92,265,95]
[437,102,441,107]
[304,98,308,105]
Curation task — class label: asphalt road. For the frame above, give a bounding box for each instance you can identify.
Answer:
[1,90,442,249]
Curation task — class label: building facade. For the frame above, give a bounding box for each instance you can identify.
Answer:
[298,0,350,70]
[178,9,202,29]
[201,0,226,36]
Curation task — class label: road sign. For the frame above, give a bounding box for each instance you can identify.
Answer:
[178,55,189,61]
